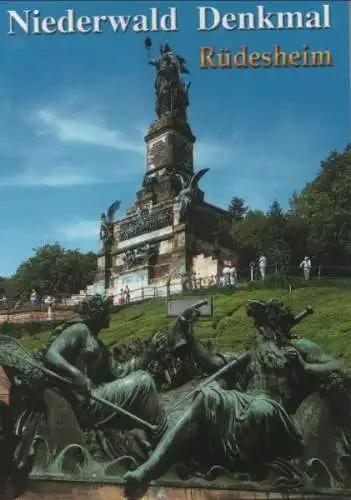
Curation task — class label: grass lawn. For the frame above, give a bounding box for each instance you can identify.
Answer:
[21,280,351,364]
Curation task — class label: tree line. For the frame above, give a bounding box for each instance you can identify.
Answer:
[1,145,350,300]
[0,244,97,301]
[229,145,351,272]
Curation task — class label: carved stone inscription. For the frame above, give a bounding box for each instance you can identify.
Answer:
[147,136,170,171]
[171,134,193,169]
[147,132,193,172]
[122,242,158,268]
[119,210,173,241]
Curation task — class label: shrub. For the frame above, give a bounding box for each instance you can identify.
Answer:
[0,319,62,338]
[249,271,292,290]
[0,321,22,339]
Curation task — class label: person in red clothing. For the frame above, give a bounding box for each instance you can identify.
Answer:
[118,289,125,305]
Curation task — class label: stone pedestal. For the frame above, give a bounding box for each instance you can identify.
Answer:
[95,112,237,302]
[145,116,195,174]
[20,480,333,500]
[140,116,196,206]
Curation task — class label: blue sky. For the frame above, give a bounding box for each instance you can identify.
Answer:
[0,1,349,277]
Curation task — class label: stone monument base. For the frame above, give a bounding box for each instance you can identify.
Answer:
[16,480,345,500]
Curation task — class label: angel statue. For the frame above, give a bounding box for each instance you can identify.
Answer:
[175,168,209,222]
[100,200,121,249]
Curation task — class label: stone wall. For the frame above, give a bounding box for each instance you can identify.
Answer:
[0,367,9,404]
[193,254,218,279]
[0,309,75,324]
[117,226,174,251]
[17,481,334,500]
[159,238,173,255]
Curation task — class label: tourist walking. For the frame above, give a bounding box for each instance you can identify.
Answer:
[258,254,267,280]
[222,263,231,287]
[124,285,131,304]
[229,264,238,287]
[299,256,312,280]
[30,289,38,306]
[191,273,197,290]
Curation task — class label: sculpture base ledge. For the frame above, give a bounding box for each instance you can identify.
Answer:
[16,478,351,500]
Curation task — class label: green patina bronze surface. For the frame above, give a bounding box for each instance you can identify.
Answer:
[1,295,351,500]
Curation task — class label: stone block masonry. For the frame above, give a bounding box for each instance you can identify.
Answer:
[0,368,9,404]
[17,481,342,500]
[93,41,237,302]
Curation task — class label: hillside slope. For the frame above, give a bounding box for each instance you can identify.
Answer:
[23,283,351,363]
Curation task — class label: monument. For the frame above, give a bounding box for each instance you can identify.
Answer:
[1,297,351,500]
[94,40,237,300]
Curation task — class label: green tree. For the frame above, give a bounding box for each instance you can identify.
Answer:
[265,200,290,269]
[11,243,97,299]
[233,210,268,266]
[0,277,7,295]
[284,211,309,270]
[228,197,248,221]
[0,276,18,299]
[266,200,285,242]
[291,145,351,266]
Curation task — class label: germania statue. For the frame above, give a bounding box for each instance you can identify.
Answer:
[145,38,191,122]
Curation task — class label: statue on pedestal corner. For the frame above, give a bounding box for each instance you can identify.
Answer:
[175,168,209,222]
[100,201,121,251]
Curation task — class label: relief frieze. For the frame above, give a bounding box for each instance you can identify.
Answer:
[119,208,173,241]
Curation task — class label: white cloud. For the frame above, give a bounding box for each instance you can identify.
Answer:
[0,167,103,188]
[193,118,330,212]
[0,100,147,188]
[195,138,233,168]
[0,94,329,197]
[56,218,99,241]
[35,107,144,154]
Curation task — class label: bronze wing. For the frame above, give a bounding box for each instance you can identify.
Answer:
[106,200,121,222]
[189,168,209,189]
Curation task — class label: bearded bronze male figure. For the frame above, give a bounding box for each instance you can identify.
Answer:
[125,299,350,497]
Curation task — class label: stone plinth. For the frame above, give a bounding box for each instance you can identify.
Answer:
[185,201,237,278]
[94,109,237,300]
[17,481,342,500]
[140,116,196,206]
[0,309,75,324]
[97,194,238,301]
[145,115,195,173]
[0,368,9,404]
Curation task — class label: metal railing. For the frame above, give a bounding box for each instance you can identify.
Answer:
[1,264,351,317]
[106,264,351,307]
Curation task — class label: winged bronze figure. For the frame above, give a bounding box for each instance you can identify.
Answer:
[100,200,121,245]
[175,168,209,222]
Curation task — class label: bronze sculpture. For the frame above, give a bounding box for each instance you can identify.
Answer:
[176,168,209,222]
[146,39,190,121]
[0,295,169,493]
[124,299,351,497]
[42,295,167,442]
[99,201,120,250]
[1,297,351,498]
[100,201,120,289]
